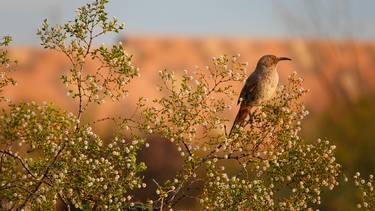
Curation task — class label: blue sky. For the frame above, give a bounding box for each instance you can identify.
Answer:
[1,0,374,45]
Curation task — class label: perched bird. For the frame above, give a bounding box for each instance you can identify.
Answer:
[229,55,291,135]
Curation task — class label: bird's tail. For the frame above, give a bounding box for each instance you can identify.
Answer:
[229,106,251,136]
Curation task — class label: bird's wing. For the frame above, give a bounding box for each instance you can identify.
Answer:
[237,73,257,105]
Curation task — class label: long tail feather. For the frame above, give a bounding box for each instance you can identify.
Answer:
[229,106,251,136]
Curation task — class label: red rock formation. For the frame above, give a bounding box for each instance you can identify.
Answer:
[3,36,375,128]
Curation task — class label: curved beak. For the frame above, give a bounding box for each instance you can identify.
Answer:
[277,57,292,62]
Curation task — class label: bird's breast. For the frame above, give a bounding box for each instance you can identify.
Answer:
[257,71,279,102]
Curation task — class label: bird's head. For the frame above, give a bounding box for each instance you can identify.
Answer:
[257,55,291,69]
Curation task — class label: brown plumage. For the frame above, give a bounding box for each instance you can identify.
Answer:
[229,55,291,135]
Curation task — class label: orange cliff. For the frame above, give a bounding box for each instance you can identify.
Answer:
[3,36,375,128]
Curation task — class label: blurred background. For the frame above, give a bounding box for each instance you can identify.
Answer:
[1,0,375,210]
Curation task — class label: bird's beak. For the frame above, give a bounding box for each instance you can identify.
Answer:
[277,57,292,62]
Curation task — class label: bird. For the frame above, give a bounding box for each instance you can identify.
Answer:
[229,55,291,135]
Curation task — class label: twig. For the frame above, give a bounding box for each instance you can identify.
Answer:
[0,150,37,179]
[19,144,65,209]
